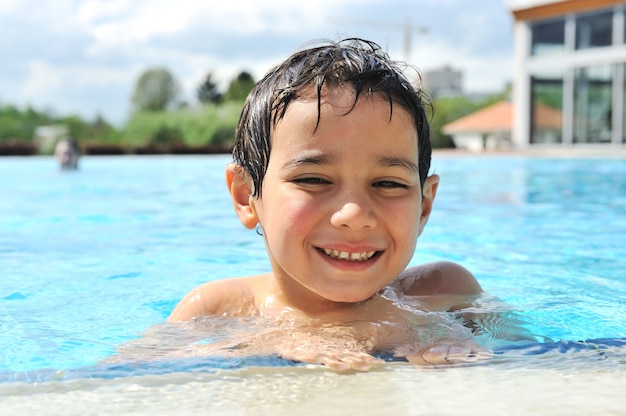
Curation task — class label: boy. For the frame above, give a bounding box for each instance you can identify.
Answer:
[168,39,486,371]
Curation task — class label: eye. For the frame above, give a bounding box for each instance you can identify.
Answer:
[373,180,409,189]
[292,177,332,185]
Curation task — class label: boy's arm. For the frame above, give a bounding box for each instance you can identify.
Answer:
[396,261,482,296]
[167,278,249,322]
[167,282,220,322]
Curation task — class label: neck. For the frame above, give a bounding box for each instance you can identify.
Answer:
[260,273,375,320]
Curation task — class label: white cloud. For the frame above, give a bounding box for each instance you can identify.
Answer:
[76,0,369,46]
[80,1,197,44]
[22,61,64,99]
[0,0,514,124]
[76,0,129,22]
[0,0,21,13]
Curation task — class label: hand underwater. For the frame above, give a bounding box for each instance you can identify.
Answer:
[279,349,384,372]
[397,339,492,366]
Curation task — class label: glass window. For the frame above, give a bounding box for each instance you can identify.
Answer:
[576,10,613,49]
[531,18,565,56]
[530,75,563,144]
[573,65,613,143]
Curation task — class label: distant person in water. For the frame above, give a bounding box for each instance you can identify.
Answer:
[166,38,488,371]
[54,138,80,170]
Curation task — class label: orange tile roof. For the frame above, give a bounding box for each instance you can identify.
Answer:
[442,100,563,134]
[443,101,512,134]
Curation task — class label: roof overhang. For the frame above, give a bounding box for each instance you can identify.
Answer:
[508,0,625,22]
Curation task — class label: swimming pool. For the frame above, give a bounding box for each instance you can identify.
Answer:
[1,154,624,415]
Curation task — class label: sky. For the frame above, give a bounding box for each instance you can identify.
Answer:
[0,0,515,126]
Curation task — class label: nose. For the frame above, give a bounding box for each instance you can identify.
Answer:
[330,196,377,230]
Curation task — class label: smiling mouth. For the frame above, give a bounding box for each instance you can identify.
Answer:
[319,248,379,262]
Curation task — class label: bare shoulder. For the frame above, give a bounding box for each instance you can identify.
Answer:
[167,275,262,322]
[395,261,482,296]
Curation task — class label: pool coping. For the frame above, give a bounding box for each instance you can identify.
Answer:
[434,145,626,158]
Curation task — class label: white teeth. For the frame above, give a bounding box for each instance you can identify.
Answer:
[321,248,376,262]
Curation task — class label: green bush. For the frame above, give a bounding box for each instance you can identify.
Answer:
[149,126,184,149]
[122,102,242,148]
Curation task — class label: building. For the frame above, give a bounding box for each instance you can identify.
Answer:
[508,0,626,148]
[422,65,463,98]
[33,125,69,154]
[442,101,513,151]
[443,100,563,151]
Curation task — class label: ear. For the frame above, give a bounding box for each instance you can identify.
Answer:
[225,163,258,229]
[418,174,439,235]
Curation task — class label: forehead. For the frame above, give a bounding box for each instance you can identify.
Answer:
[269,88,418,167]
[273,86,416,141]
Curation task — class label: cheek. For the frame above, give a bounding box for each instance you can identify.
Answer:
[389,201,421,241]
[282,198,319,230]
[262,194,319,236]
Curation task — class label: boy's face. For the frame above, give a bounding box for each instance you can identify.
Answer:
[244,88,438,308]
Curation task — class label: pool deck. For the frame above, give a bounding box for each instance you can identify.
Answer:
[434,145,626,159]
[2,363,624,416]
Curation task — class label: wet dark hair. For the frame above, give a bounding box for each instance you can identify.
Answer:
[233,38,432,197]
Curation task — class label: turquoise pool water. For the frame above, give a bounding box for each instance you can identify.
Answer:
[1,155,625,385]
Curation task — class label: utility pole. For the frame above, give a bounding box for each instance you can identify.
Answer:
[402,18,428,63]
[333,17,428,63]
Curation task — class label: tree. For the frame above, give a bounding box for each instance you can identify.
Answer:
[0,104,54,142]
[131,68,181,112]
[223,71,255,102]
[196,72,222,104]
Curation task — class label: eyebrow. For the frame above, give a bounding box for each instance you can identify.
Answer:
[282,153,335,169]
[378,156,419,174]
[283,153,418,174]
